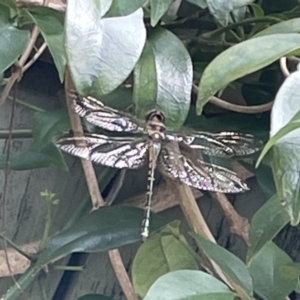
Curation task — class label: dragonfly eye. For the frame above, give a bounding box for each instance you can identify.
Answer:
[145,110,165,123]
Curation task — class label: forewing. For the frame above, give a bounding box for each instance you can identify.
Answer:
[56,133,148,169]
[71,91,144,133]
[159,146,248,193]
[172,131,263,157]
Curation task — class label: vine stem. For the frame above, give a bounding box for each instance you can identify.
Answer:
[200,16,281,40]
[64,68,105,209]
[167,169,234,290]
[64,68,137,300]
[0,26,41,106]
[192,84,273,113]
[279,57,290,77]
[108,249,138,300]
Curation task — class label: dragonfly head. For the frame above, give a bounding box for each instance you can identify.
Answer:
[146,110,166,141]
[145,109,165,124]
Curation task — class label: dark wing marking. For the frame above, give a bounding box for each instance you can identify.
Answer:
[56,133,148,169]
[158,146,248,193]
[71,91,144,133]
[166,131,263,157]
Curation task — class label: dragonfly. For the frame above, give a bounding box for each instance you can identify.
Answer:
[56,91,263,239]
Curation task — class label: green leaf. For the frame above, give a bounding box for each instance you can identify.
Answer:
[106,0,147,17]
[132,222,199,297]
[101,85,133,110]
[37,206,169,265]
[150,0,175,27]
[77,294,116,300]
[25,7,66,82]
[66,1,146,96]
[197,34,300,114]
[133,27,192,129]
[247,195,289,263]
[32,109,70,144]
[0,0,17,9]
[253,18,300,38]
[256,110,300,166]
[271,144,300,225]
[190,233,253,299]
[240,161,276,199]
[0,142,68,170]
[256,68,300,166]
[249,3,264,17]
[144,270,236,300]
[206,0,253,26]
[0,4,30,73]
[248,241,298,300]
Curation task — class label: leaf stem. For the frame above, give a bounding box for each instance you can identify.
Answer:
[192,84,273,114]
[0,232,37,262]
[40,196,52,249]
[8,96,46,112]
[201,16,281,40]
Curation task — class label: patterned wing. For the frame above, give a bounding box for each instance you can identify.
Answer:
[168,131,263,157]
[71,91,144,133]
[158,144,248,193]
[56,133,148,169]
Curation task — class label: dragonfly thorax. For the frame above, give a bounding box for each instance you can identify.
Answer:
[146,110,166,142]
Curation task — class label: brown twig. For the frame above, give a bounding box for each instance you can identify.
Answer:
[192,84,273,114]
[108,250,138,300]
[210,192,250,245]
[64,68,137,300]
[64,69,105,209]
[22,42,47,72]
[167,179,234,289]
[0,26,40,106]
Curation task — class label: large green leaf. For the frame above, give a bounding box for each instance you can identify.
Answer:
[25,7,66,82]
[37,206,169,265]
[206,0,253,26]
[247,195,289,263]
[253,17,300,37]
[32,109,70,144]
[0,4,30,73]
[191,233,253,299]
[132,222,199,297]
[248,241,298,300]
[106,0,147,16]
[256,65,300,167]
[256,67,300,225]
[66,0,146,97]
[133,27,192,129]
[144,270,236,300]
[0,142,68,170]
[150,0,175,26]
[197,33,300,114]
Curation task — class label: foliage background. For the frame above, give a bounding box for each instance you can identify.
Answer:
[1,0,300,299]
